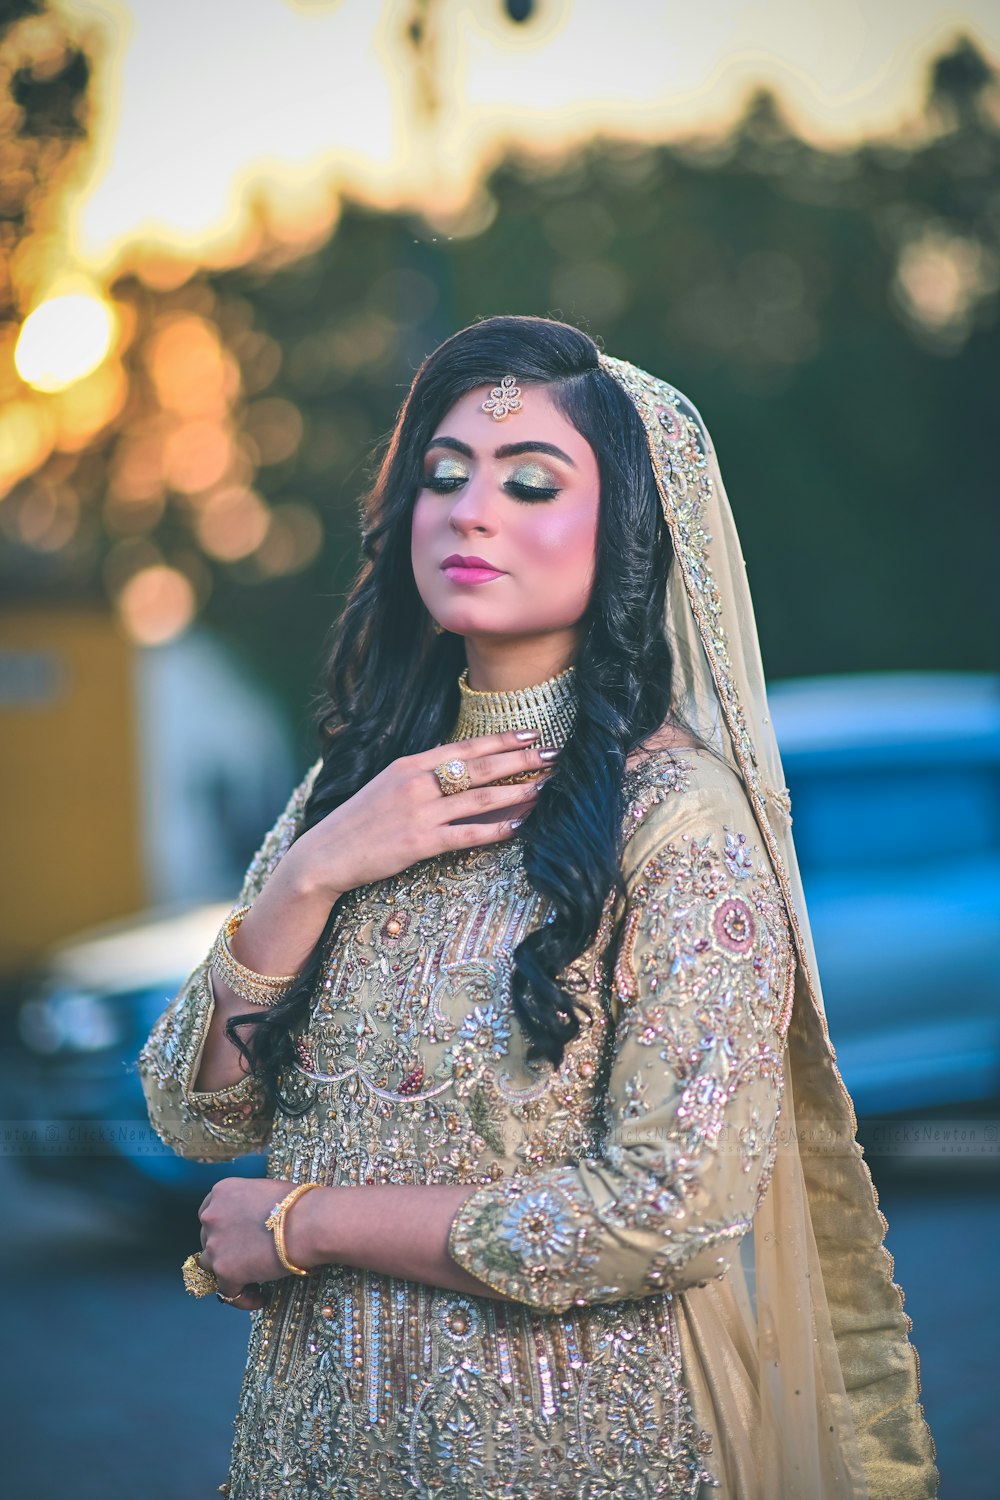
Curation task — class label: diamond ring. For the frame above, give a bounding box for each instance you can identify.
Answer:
[434,758,472,796]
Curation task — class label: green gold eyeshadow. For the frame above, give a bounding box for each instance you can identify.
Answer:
[429,456,470,482]
[508,463,557,489]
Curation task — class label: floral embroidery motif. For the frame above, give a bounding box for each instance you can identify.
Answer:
[397,1061,425,1095]
[294,1034,318,1073]
[724,829,754,879]
[458,1003,511,1058]
[497,1184,579,1266]
[625,754,693,831]
[713,895,755,955]
[434,1294,483,1347]
[654,403,686,445]
[577,1321,716,1496]
[410,1364,522,1496]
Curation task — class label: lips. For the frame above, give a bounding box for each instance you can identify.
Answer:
[440,553,507,586]
[440,555,500,570]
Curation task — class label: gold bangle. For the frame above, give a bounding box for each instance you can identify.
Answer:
[211,905,298,1008]
[264,1182,323,1275]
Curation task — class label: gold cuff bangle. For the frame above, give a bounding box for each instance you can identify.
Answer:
[265,1182,324,1275]
[211,905,298,1008]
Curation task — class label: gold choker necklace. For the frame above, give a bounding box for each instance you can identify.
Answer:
[449,665,578,749]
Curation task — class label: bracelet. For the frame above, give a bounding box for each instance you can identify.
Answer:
[265,1182,324,1275]
[211,905,298,1008]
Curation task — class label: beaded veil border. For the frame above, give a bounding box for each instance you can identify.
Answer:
[597,351,938,1499]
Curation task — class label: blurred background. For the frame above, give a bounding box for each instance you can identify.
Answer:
[1,1,997,1495]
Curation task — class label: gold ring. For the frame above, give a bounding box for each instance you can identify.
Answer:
[433,758,471,796]
[216,1288,246,1305]
[182,1251,219,1298]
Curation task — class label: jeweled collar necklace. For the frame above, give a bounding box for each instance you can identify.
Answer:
[448,665,577,750]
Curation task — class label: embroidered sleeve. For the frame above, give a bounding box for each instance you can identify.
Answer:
[136,758,323,1162]
[447,788,795,1313]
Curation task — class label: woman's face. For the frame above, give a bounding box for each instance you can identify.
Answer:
[410,383,601,652]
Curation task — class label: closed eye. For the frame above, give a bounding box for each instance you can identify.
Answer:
[505,480,560,502]
[422,474,466,493]
[506,461,561,501]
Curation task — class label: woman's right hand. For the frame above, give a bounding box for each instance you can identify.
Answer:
[288,729,559,902]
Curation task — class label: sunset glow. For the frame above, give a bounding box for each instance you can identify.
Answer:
[14,293,118,393]
[63,0,1000,279]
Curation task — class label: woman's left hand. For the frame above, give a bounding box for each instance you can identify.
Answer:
[198,1176,302,1311]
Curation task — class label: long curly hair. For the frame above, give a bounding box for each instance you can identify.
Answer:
[229,315,698,1114]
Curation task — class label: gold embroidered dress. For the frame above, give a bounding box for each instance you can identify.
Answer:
[140,351,938,1499]
[139,741,794,1499]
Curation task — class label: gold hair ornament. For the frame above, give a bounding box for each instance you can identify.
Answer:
[482,375,522,420]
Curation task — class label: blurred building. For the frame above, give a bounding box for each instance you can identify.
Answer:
[0,610,293,980]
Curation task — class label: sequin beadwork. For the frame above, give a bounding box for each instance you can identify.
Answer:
[138,747,795,1499]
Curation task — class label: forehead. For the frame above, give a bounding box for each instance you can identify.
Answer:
[428,383,589,457]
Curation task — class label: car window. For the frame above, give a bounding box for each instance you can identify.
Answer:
[786,762,1000,873]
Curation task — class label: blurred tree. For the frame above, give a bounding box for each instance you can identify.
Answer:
[0,0,90,353]
[0,29,996,753]
[927,31,998,131]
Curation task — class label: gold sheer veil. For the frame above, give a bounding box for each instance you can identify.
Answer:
[598,353,939,1499]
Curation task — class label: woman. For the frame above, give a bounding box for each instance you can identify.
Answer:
[138,316,938,1499]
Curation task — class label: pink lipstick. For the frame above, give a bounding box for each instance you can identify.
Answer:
[441,553,506,585]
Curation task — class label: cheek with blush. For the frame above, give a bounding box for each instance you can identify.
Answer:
[410,498,439,607]
[515,504,598,626]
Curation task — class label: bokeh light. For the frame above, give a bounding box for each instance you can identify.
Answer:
[115,563,197,644]
[253,501,324,577]
[194,484,271,560]
[893,225,1000,346]
[15,484,79,552]
[162,419,235,494]
[49,361,129,450]
[0,400,55,495]
[14,293,118,392]
[242,397,304,466]
[147,313,239,418]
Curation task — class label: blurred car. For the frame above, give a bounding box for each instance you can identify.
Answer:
[767,671,1000,1115]
[8,672,998,1219]
[6,901,267,1219]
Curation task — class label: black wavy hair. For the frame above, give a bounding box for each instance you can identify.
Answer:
[227,314,699,1114]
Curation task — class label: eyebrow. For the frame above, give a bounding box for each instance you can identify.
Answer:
[425,436,577,468]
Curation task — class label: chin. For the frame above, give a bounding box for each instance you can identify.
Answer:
[451,621,555,644]
[432,604,504,636]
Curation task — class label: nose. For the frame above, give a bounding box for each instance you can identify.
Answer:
[446,476,499,538]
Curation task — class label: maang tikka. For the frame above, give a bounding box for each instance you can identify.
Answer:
[482,375,522,420]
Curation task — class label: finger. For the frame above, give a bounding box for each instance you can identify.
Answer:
[440,774,552,822]
[238,1282,270,1311]
[440,807,536,851]
[216,1282,268,1311]
[216,1291,256,1310]
[459,743,560,787]
[417,727,543,770]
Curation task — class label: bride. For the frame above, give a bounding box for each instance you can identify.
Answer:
[140,314,938,1498]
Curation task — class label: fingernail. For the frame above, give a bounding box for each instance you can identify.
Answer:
[514,729,540,742]
[510,817,525,830]
[531,776,552,791]
[538,746,560,761]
